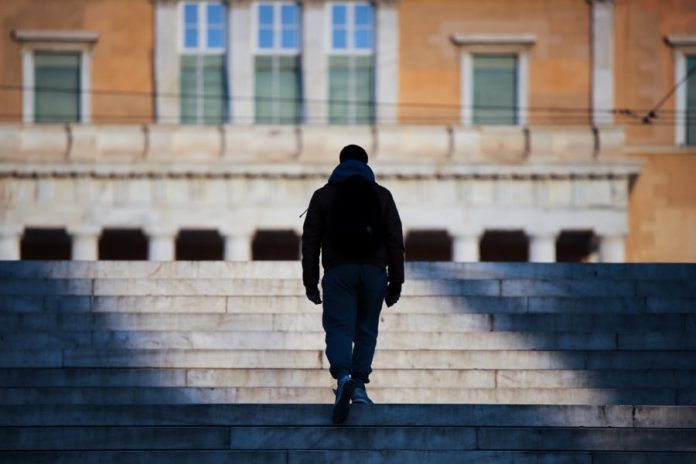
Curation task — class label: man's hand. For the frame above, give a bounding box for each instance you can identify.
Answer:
[385,282,402,307]
[305,285,322,305]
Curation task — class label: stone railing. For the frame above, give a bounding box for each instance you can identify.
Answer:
[0,124,626,163]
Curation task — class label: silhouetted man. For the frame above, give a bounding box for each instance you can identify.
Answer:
[302,144,405,424]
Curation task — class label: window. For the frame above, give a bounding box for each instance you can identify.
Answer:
[473,55,518,125]
[180,1,228,124]
[13,30,97,123]
[453,34,534,127]
[254,2,301,124]
[328,2,374,125]
[686,55,696,146]
[33,52,81,123]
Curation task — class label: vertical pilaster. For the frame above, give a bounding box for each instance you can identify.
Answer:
[147,226,177,261]
[375,0,399,124]
[223,231,253,261]
[302,0,327,124]
[69,225,101,261]
[0,225,23,260]
[230,0,254,124]
[590,0,615,125]
[528,233,557,263]
[452,232,481,262]
[599,234,625,263]
[155,0,180,123]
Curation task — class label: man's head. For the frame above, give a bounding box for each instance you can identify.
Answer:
[339,144,369,164]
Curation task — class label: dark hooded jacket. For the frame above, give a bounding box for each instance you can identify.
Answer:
[301,159,405,288]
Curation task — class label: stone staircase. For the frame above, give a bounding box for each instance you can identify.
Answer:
[0,261,695,462]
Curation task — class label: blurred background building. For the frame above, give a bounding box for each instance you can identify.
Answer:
[0,0,694,263]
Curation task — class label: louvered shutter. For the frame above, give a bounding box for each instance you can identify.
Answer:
[34,52,81,123]
[473,54,517,125]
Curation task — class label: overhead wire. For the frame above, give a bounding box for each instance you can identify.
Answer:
[0,83,695,127]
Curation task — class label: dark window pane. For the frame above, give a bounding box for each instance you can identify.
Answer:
[479,230,528,262]
[176,230,224,261]
[556,230,598,263]
[405,230,452,262]
[686,55,696,145]
[252,230,299,260]
[99,229,148,260]
[20,228,71,260]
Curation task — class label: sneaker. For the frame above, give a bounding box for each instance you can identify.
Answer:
[332,375,355,424]
[351,386,374,405]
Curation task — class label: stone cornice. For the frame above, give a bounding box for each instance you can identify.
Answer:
[665,35,696,47]
[450,33,536,47]
[11,30,99,43]
[0,161,644,180]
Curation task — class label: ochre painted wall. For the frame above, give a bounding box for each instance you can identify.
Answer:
[627,150,696,262]
[398,0,591,126]
[0,0,153,123]
[615,0,696,146]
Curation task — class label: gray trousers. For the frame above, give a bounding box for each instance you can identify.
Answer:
[321,263,388,387]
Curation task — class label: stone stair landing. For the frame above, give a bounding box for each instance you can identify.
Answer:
[0,261,695,462]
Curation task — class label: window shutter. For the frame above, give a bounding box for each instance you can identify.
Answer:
[278,56,300,124]
[329,56,350,124]
[203,55,227,124]
[180,55,198,124]
[473,54,517,125]
[181,55,227,124]
[686,56,696,146]
[354,56,374,124]
[34,52,80,123]
[255,56,274,124]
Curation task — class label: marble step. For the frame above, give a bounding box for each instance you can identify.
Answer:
[4,329,696,351]
[3,404,694,427]
[1,277,695,298]
[2,349,695,370]
[2,261,695,281]
[2,368,695,390]
[0,386,691,405]
[1,424,694,452]
[1,312,691,333]
[3,295,693,315]
[0,451,691,464]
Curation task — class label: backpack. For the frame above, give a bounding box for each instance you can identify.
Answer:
[328,175,385,259]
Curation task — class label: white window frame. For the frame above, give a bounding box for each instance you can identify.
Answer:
[12,30,97,124]
[452,34,535,127]
[179,2,228,125]
[666,35,696,146]
[253,2,301,55]
[179,1,227,54]
[252,2,302,124]
[326,2,374,55]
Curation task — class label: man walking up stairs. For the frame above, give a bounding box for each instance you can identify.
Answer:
[302,144,405,423]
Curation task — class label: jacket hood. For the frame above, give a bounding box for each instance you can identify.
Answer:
[328,159,375,183]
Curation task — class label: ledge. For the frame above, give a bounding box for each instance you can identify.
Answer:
[0,124,629,164]
[0,160,644,180]
[450,33,537,47]
[11,30,99,43]
[665,35,696,47]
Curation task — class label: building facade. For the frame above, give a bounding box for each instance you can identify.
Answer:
[0,0,694,263]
